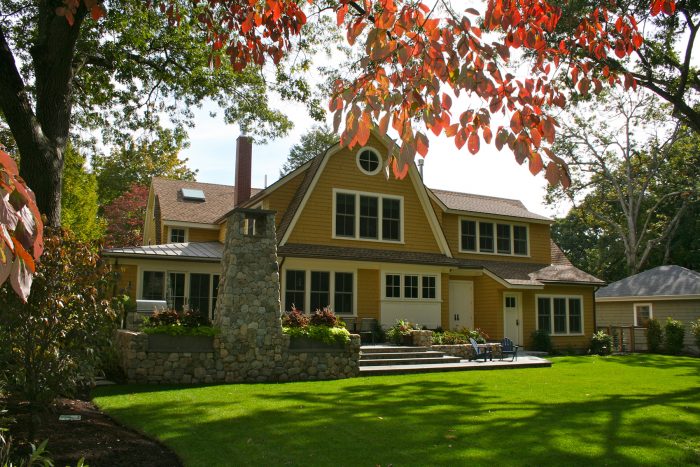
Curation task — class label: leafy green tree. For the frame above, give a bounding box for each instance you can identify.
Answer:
[280,125,337,177]
[61,143,105,242]
[93,129,197,205]
[547,0,700,132]
[0,0,300,226]
[547,91,698,278]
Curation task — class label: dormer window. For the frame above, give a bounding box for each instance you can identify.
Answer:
[460,218,528,256]
[356,148,381,175]
[333,189,403,242]
[170,228,186,243]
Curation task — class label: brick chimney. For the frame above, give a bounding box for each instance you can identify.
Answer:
[235,135,252,206]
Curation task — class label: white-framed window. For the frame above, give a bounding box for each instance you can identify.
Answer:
[634,303,653,327]
[356,147,382,175]
[333,189,403,242]
[170,227,186,243]
[536,295,583,335]
[459,218,529,256]
[282,269,355,315]
[383,273,439,300]
[140,270,219,318]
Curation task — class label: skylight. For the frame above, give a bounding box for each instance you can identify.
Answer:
[181,188,205,201]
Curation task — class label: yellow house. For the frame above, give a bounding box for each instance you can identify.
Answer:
[104,134,604,350]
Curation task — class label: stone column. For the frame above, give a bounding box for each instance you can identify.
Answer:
[214,208,285,382]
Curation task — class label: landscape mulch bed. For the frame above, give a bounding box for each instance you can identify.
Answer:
[6,396,183,467]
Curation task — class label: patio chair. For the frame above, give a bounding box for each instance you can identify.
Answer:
[359,318,377,344]
[500,337,519,361]
[469,338,493,362]
[344,317,357,333]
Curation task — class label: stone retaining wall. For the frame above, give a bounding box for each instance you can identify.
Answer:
[115,329,360,384]
[410,330,433,347]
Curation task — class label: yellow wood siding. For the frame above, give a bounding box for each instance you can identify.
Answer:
[264,173,305,229]
[441,273,450,329]
[114,264,137,299]
[144,189,157,245]
[521,285,596,350]
[441,213,551,264]
[188,228,219,242]
[357,269,380,320]
[471,275,505,338]
[287,135,442,253]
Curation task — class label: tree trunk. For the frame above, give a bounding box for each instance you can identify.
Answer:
[0,2,86,227]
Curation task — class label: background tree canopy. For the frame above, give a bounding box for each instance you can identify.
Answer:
[280,125,338,177]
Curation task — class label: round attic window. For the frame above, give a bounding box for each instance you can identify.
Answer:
[357,148,381,175]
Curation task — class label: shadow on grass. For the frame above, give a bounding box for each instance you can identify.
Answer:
[94,373,700,467]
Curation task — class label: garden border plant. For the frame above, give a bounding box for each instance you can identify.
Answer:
[664,317,685,355]
[281,307,350,345]
[140,308,219,337]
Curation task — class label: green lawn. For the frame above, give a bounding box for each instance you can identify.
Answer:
[93,355,700,466]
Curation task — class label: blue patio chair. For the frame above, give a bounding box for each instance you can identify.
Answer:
[500,337,519,361]
[469,337,493,362]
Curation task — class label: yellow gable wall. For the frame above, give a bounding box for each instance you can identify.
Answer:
[441,213,551,264]
[287,135,442,253]
[262,170,305,229]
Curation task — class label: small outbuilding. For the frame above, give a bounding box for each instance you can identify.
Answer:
[596,265,700,353]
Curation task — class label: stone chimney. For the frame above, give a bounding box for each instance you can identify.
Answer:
[235,135,252,205]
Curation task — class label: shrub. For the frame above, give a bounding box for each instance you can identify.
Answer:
[590,331,613,356]
[431,328,488,346]
[0,228,116,411]
[664,317,685,355]
[646,318,663,353]
[181,309,210,327]
[282,324,350,345]
[148,308,180,326]
[690,318,700,350]
[309,307,339,327]
[282,307,309,328]
[531,329,553,353]
[386,319,414,344]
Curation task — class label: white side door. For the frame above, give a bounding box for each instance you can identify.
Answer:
[449,281,474,330]
[503,292,523,345]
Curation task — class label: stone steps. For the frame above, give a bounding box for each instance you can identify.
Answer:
[360,355,463,366]
[359,345,461,371]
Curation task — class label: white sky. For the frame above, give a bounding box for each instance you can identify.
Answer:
[182,99,560,219]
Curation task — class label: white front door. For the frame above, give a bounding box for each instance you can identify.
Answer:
[503,292,522,345]
[449,281,474,330]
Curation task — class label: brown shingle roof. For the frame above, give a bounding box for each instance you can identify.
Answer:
[278,243,460,267]
[550,241,573,267]
[430,188,551,221]
[152,177,260,225]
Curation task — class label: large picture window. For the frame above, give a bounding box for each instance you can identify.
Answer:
[537,296,583,335]
[142,271,165,300]
[284,270,355,315]
[460,219,529,256]
[334,190,402,242]
[310,271,330,312]
[285,270,305,311]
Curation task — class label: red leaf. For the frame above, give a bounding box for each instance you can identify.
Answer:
[467,132,480,155]
[528,151,543,175]
[510,111,523,134]
[482,126,493,144]
[416,132,429,157]
[545,161,561,186]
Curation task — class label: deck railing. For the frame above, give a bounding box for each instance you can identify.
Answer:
[595,325,648,353]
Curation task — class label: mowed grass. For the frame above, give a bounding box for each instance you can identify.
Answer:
[93,355,700,467]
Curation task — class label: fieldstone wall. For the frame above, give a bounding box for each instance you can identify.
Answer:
[116,208,360,384]
[115,330,360,384]
[411,330,433,347]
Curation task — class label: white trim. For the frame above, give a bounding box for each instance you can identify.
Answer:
[332,188,405,243]
[596,294,700,302]
[458,217,530,258]
[163,220,219,230]
[535,294,585,336]
[633,302,653,327]
[355,146,383,175]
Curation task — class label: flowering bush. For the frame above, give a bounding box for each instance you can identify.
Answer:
[386,319,415,344]
[690,318,700,350]
[590,331,613,355]
[141,308,216,336]
[432,327,488,345]
[282,307,349,345]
